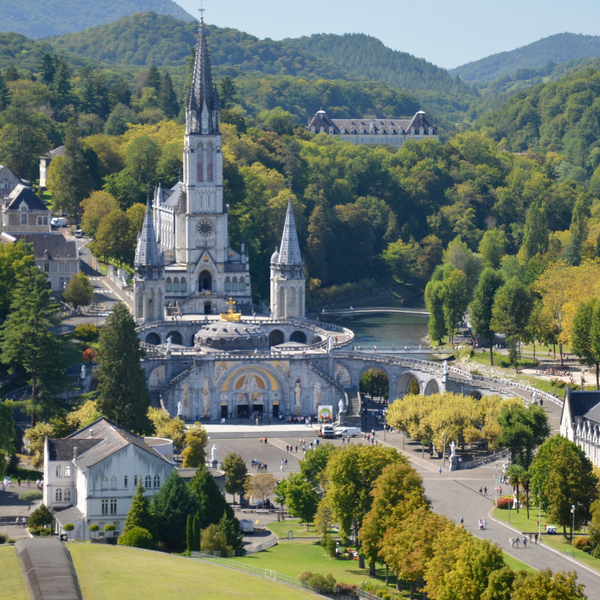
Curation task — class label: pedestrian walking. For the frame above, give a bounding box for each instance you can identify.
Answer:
[534,532,538,544]
[439,467,443,476]
[26,479,30,487]
[483,519,487,530]
[18,478,21,487]
[515,537,519,548]
[509,537,514,548]
[484,487,487,495]
[460,516,464,525]
[264,437,268,444]
[479,487,483,494]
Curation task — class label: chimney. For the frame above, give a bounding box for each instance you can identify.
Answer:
[89,428,93,437]
[73,446,78,460]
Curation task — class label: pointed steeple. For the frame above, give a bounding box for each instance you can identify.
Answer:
[186,16,219,135]
[135,198,164,270]
[278,199,302,265]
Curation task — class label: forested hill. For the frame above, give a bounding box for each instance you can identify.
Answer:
[0,0,193,39]
[450,33,600,83]
[474,66,600,188]
[47,13,348,79]
[286,33,473,95]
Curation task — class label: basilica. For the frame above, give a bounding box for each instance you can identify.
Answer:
[133,17,358,422]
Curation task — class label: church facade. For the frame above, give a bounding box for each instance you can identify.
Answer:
[135,18,252,319]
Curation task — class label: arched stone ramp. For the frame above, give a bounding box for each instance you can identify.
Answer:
[145,332,161,345]
[167,331,183,345]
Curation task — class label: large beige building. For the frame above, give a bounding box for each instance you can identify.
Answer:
[306,109,438,147]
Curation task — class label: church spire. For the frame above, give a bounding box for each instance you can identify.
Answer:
[135,197,164,271]
[278,199,303,265]
[186,15,219,135]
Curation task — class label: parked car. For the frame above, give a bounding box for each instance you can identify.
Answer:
[75,229,84,238]
[51,217,67,228]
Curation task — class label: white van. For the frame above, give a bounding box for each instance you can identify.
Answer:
[51,217,67,228]
[335,427,361,438]
[239,519,254,534]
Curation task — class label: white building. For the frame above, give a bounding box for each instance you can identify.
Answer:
[44,418,174,540]
[560,386,600,467]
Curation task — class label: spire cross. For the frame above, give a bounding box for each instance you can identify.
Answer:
[199,0,205,20]
[226,297,235,312]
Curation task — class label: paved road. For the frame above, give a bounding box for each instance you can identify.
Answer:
[209,423,600,599]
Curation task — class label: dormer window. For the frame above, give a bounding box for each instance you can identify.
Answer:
[411,128,415,135]
[311,127,316,134]
[390,129,395,134]
[420,127,424,135]
[320,127,325,133]
[429,127,433,135]
[360,128,365,134]
[350,129,355,134]
[329,127,334,134]
[341,128,346,134]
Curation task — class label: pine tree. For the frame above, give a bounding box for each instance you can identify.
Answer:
[424,279,446,345]
[193,511,201,551]
[186,513,193,553]
[109,77,132,107]
[96,303,152,433]
[0,266,65,424]
[39,53,56,85]
[218,76,237,109]
[159,72,179,119]
[152,471,200,551]
[522,200,549,260]
[189,464,233,529]
[217,512,244,555]
[3,65,19,82]
[145,64,161,93]
[122,483,155,538]
[0,72,10,111]
[52,58,73,113]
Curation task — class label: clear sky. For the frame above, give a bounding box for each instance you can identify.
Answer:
[175,0,600,69]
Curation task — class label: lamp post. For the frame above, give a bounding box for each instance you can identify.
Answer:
[508,499,511,524]
[572,505,576,557]
[442,432,446,468]
[538,500,541,541]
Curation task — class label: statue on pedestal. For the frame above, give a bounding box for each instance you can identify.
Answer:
[443,360,448,376]
[211,444,217,464]
[338,398,345,414]
[177,401,183,417]
[166,336,172,354]
[532,390,538,405]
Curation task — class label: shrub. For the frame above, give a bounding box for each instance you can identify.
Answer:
[89,524,99,536]
[63,523,74,531]
[496,497,512,510]
[28,504,52,528]
[75,323,100,342]
[0,533,7,544]
[574,536,590,550]
[298,572,337,594]
[582,545,592,554]
[555,380,567,389]
[118,526,154,549]
[320,534,337,558]
[337,582,359,595]
[83,348,98,362]
[104,524,116,537]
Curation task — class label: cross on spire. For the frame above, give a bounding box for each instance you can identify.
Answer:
[199,0,205,21]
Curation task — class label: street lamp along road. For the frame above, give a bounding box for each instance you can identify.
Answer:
[572,504,576,557]
[442,432,446,468]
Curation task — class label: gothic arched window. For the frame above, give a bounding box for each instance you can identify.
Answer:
[173,277,179,293]
[197,143,204,182]
[145,475,152,488]
[231,276,238,292]
[154,475,160,488]
[180,277,187,292]
[166,277,172,292]
[239,277,245,291]
[206,143,214,182]
[224,277,231,292]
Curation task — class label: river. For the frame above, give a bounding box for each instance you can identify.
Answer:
[319,312,430,351]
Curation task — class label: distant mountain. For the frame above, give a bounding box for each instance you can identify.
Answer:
[450,33,600,83]
[47,13,348,79]
[287,33,473,95]
[0,0,193,39]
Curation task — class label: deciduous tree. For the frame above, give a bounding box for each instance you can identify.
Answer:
[470,268,504,365]
[62,272,93,310]
[222,453,248,503]
[182,422,208,468]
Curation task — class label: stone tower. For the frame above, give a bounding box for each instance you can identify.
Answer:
[151,15,252,315]
[134,199,165,322]
[270,200,305,318]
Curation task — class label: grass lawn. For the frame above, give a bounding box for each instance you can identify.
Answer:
[233,540,391,586]
[0,546,29,600]
[6,465,42,481]
[267,518,336,539]
[68,544,320,600]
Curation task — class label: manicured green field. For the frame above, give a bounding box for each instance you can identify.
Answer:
[234,540,392,585]
[68,544,320,600]
[502,554,537,574]
[0,546,29,600]
[267,518,336,538]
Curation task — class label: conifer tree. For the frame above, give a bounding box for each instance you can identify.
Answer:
[0,265,64,424]
[152,471,200,551]
[96,303,152,433]
[122,483,155,538]
[522,200,549,260]
[52,58,74,113]
[193,511,201,551]
[186,513,193,553]
[145,64,161,93]
[189,464,233,529]
[0,72,9,111]
[159,72,179,119]
[217,512,244,555]
[3,65,19,82]
[39,53,56,85]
